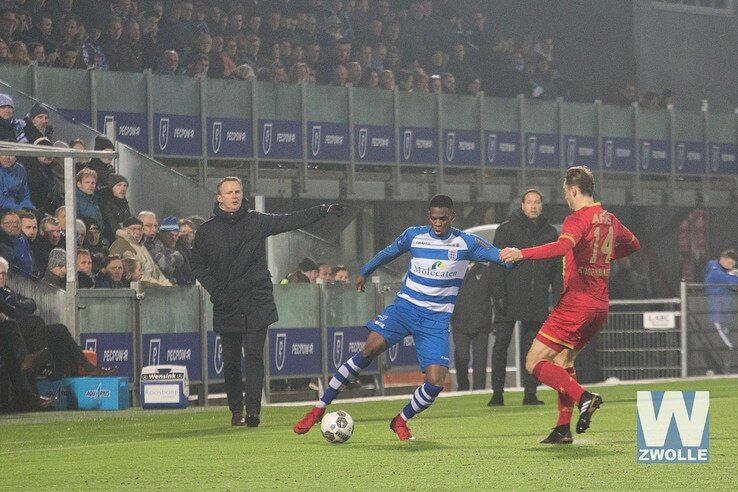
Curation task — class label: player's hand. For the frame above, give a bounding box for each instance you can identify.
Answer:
[355,275,366,292]
[500,247,523,263]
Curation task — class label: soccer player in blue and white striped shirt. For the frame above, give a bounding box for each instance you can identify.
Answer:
[294,195,510,441]
[294,195,511,440]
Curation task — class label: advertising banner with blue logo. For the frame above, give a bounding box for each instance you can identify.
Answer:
[98,111,147,152]
[354,125,394,163]
[602,137,635,172]
[327,326,379,373]
[564,135,597,168]
[268,327,322,377]
[154,113,201,156]
[400,127,437,164]
[525,133,559,169]
[674,141,704,175]
[639,139,670,173]
[80,332,133,381]
[206,331,247,381]
[58,108,91,126]
[258,119,301,160]
[142,333,201,382]
[484,131,519,168]
[637,391,709,463]
[308,121,349,161]
[385,335,418,369]
[443,129,479,166]
[708,143,737,175]
[206,117,251,158]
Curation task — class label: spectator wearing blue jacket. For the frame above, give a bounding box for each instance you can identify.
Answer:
[75,168,104,233]
[0,150,35,211]
[0,95,28,143]
[704,249,738,350]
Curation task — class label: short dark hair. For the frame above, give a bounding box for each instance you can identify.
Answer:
[332,265,348,275]
[720,249,738,262]
[521,188,543,202]
[17,210,36,221]
[299,257,319,272]
[429,194,453,210]
[564,166,595,197]
[102,254,122,268]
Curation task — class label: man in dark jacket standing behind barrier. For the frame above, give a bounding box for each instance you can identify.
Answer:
[489,189,562,406]
[191,177,344,427]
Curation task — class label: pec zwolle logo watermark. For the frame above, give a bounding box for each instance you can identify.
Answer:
[637,391,709,463]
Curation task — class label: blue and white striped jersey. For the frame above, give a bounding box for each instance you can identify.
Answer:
[360,226,509,315]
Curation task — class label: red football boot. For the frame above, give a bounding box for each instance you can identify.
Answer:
[389,414,415,441]
[293,406,325,434]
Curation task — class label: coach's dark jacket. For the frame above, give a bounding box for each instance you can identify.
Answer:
[451,262,494,333]
[490,210,562,322]
[191,202,326,333]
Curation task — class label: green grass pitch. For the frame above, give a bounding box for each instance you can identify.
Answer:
[1,378,735,490]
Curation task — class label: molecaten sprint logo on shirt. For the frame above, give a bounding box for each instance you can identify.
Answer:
[636,391,709,463]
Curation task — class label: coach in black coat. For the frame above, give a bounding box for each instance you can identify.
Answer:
[451,262,494,391]
[488,190,562,406]
[190,177,343,426]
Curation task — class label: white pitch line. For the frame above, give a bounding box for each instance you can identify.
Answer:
[264,374,738,407]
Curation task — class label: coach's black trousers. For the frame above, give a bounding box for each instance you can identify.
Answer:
[491,320,541,396]
[452,328,490,391]
[220,324,267,415]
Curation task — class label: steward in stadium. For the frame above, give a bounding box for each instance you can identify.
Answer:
[190,176,344,427]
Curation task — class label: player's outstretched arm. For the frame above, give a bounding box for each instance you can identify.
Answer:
[358,228,414,281]
[467,234,514,269]
[517,236,576,261]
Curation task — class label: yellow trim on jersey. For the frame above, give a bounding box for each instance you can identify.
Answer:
[559,234,577,245]
[538,331,575,350]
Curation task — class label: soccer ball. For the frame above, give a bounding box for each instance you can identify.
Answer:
[321,410,354,443]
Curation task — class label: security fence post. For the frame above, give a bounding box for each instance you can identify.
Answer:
[680,281,688,378]
[198,285,209,406]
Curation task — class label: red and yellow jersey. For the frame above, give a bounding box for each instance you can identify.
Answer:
[521,203,640,310]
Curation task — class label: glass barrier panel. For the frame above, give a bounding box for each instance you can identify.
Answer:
[77,290,135,333]
[353,87,393,126]
[708,112,735,142]
[305,84,348,123]
[522,99,557,133]
[139,285,200,334]
[152,74,199,114]
[637,108,668,139]
[272,283,320,328]
[673,110,702,141]
[323,282,376,327]
[399,91,436,127]
[441,93,477,129]
[482,96,517,132]
[37,67,89,116]
[96,71,146,112]
[0,65,31,93]
[601,104,632,138]
[561,102,595,136]
[207,78,252,118]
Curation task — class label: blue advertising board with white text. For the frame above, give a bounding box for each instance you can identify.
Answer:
[525,133,559,169]
[308,121,349,161]
[444,129,479,166]
[354,124,394,163]
[708,143,737,175]
[639,139,670,173]
[154,113,201,156]
[258,119,302,160]
[327,326,379,373]
[384,335,418,369]
[602,137,635,172]
[485,131,520,168]
[80,332,133,381]
[97,111,147,152]
[563,135,597,168]
[141,332,201,382]
[267,327,322,377]
[675,141,704,175]
[400,127,437,164]
[207,117,252,158]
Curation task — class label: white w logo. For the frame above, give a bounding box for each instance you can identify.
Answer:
[637,391,709,447]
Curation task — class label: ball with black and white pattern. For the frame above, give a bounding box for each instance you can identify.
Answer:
[321,410,354,443]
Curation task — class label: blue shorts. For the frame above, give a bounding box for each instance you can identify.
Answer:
[366,298,450,371]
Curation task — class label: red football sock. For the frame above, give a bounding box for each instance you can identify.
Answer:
[556,367,577,426]
[532,360,585,404]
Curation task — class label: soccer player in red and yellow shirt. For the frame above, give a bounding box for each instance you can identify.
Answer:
[501,166,640,444]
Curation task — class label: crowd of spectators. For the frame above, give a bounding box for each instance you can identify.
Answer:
[615,82,677,109]
[0,0,573,100]
[0,93,200,289]
[280,256,351,285]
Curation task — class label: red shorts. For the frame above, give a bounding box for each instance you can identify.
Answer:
[536,303,608,352]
